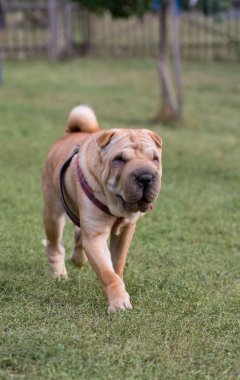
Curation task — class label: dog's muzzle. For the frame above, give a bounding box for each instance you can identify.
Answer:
[119,169,161,213]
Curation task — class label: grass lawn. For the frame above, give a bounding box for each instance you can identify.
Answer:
[0,58,239,380]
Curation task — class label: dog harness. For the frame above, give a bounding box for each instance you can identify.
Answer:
[59,145,123,228]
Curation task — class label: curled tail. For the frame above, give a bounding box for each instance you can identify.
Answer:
[65,105,100,134]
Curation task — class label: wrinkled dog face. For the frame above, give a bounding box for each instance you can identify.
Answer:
[97,129,162,213]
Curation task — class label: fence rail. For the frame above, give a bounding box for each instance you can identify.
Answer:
[0,0,240,61]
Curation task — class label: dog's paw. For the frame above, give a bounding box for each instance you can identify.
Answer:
[52,271,68,280]
[107,294,133,315]
[51,265,68,280]
[71,250,88,268]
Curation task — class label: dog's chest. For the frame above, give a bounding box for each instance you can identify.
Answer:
[112,213,142,235]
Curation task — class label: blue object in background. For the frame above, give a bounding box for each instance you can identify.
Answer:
[151,0,161,11]
[151,0,182,14]
[0,1,5,29]
[174,0,181,15]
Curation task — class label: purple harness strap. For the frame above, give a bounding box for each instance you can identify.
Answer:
[59,146,81,227]
[76,160,113,216]
[59,145,123,228]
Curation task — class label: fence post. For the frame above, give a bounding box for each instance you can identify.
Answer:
[82,8,91,54]
[64,1,73,56]
[48,0,58,59]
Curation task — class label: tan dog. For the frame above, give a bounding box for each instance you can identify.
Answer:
[42,105,162,314]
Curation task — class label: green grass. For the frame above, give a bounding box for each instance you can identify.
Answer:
[0,59,239,380]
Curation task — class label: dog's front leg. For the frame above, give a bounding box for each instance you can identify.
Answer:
[82,233,132,314]
[110,223,136,279]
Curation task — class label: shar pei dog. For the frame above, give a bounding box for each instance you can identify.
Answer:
[42,105,163,314]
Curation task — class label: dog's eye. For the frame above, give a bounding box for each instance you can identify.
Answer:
[153,154,159,163]
[113,155,126,163]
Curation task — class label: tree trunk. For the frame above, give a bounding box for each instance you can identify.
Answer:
[171,0,183,119]
[154,0,182,123]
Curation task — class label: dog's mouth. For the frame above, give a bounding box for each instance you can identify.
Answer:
[116,194,153,213]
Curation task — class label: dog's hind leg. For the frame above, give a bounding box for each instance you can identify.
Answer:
[71,227,88,267]
[43,199,67,279]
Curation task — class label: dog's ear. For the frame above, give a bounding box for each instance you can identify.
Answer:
[148,131,162,149]
[96,130,116,149]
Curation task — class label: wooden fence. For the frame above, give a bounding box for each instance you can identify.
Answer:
[0,0,88,60]
[0,0,240,61]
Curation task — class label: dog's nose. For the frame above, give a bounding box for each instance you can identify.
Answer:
[136,173,153,186]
